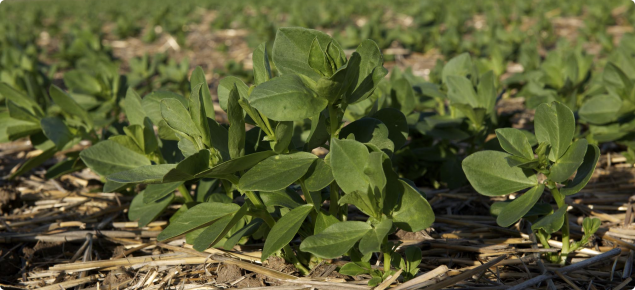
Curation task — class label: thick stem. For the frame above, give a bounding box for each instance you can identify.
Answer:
[243,190,310,275]
[383,252,391,273]
[551,185,570,258]
[178,184,194,203]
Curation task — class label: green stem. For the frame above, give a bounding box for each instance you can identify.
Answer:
[178,184,194,203]
[551,185,570,259]
[260,112,275,138]
[328,105,340,137]
[299,180,318,225]
[329,181,341,219]
[383,252,391,273]
[243,190,310,275]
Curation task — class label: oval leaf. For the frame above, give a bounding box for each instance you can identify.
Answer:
[462,151,537,196]
[299,221,371,259]
[496,184,545,227]
[549,139,588,183]
[238,152,317,192]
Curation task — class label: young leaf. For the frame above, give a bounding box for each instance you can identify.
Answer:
[446,75,479,108]
[531,206,567,234]
[495,128,534,160]
[442,53,473,84]
[217,77,249,112]
[496,184,545,227]
[330,138,370,194]
[272,27,333,81]
[157,202,240,241]
[299,221,372,259]
[189,83,212,148]
[142,91,188,125]
[390,78,415,115]
[346,40,387,104]
[249,74,327,122]
[339,118,394,153]
[227,85,245,159]
[314,210,339,234]
[161,98,200,137]
[190,66,215,120]
[534,102,575,161]
[253,43,272,85]
[262,204,313,261]
[476,70,496,112]
[548,139,588,183]
[238,152,318,192]
[392,181,434,232]
[462,151,537,196]
[40,117,74,150]
[560,144,600,196]
[122,88,146,126]
[273,121,294,154]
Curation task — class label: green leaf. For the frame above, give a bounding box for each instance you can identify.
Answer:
[224,218,264,250]
[157,202,240,241]
[340,118,393,153]
[273,121,294,154]
[196,151,276,178]
[442,53,473,83]
[7,101,39,123]
[192,214,233,251]
[217,77,249,112]
[144,182,183,203]
[303,158,334,192]
[549,139,588,183]
[372,108,408,150]
[0,83,42,116]
[392,180,434,232]
[495,128,534,160]
[9,146,56,179]
[80,140,151,176]
[446,75,478,108]
[189,83,212,148]
[299,221,372,259]
[63,70,101,95]
[261,189,306,209]
[339,263,370,276]
[491,202,553,218]
[358,218,392,255]
[40,117,75,150]
[308,37,332,76]
[579,94,622,125]
[239,152,317,192]
[535,102,575,161]
[122,88,146,126]
[50,85,93,129]
[193,201,251,251]
[477,70,496,112]
[107,164,176,184]
[462,151,537,196]
[390,78,415,115]
[273,27,334,81]
[561,144,600,196]
[496,185,545,227]
[330,138,370,194]
[190,66,215,120]
[531,206,567,234]
[163,150,211,182]
[129,191,174,227]
[262,204,313,261]
[250,74,327,122]
[142,90,188,125]
[253,43,272,85]
[227,85,245,159]
[346,40,387,104]
[161,98,200,136]
[314,210,339,234]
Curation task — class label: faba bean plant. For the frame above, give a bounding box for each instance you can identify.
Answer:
[81,28,434,285]
[462,101,600,263]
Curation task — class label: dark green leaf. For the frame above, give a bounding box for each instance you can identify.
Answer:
[262,204,313,261]
[496,185,545,227]
[239,152,317,192]
[549,139,588,183]
[250,74,327,122]
[157,202,240,241]
[462,151,537,196]
[561,144,600,196]
[299,221,371,259]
